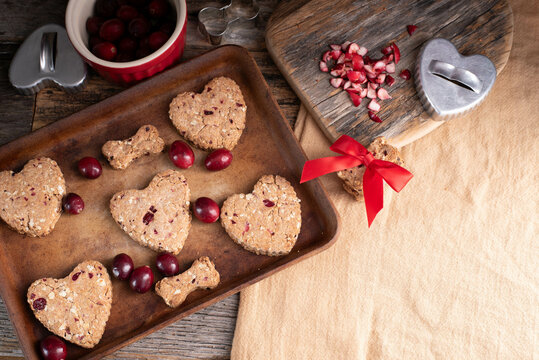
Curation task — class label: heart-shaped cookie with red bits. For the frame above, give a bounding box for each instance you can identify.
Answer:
[110,170,191,255]
[27,260,112,348]
[0,157,65,237]
[168,76,247,150]
[220,175,301,256]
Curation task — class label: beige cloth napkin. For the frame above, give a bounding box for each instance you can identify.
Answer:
[231,0,538,358]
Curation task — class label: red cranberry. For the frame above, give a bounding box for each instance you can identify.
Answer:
[194,197,220,223]
[129,0,148,7]
[78,157,102,179]
[136,46,152,59]
[33,298,47,311]
[205,149,233,171]
[95,0,118,17]
[89,35,103,49]
[128,17,150,38]
[156,253,180,276]
[160,21,175,35]
[116,4,138,21]
[86,16,104,35]
[148,31,168,50]
[129,265,154,293]
[168,140,194,169]
[118,37,137,53]
[112,253,134,280]
[39,335,67,360]
[62,193,84,215]
[116,51,135,62]
[92,41,117,61]
[99,18,125,42]
[148,0,169,18]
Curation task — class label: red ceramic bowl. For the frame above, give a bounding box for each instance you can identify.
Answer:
[66,0,187,85]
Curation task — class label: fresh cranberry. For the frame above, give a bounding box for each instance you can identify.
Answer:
[156,253,180,276]
[129,0,148,7]
[205,149,233,171]
[92,41,117,61]
[116,51,135,62]
[89,35,103,49]
[128,17,150,38]
[118,37,137,52]
[129,265,154,293]
[95,0,118,18]
[399,69,412,80]
[160,21,175,35]
[194,197,220,223]
[136,46,152,59]
[62,193,84,215]
[168,140,194,169]
[148,31,168,50]
[78,157,102,179]
[39,335,67,360]
[99,18,125,42]
[116,4,138,21]
[86,16,104,35]
[148,0,169,18]
[112,253,134,280]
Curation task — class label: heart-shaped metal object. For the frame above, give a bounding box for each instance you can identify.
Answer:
[198,0,259,45]
[9,24,87,95]
[415,38,496,121]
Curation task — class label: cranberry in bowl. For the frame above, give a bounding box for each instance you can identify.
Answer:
[66,0,187,85]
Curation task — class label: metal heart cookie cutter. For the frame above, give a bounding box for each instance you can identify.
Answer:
[415,38,496,121]
[198,0,260,45]
[9,24,87,95]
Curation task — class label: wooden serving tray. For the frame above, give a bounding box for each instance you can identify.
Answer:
[266,0,513,147]
[0,45,340,360]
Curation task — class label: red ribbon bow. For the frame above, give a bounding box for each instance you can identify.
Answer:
[300,135,413,226]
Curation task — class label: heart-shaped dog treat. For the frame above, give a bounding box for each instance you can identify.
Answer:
[416,38,496,121]
[110,170,191,254]
[27,260,112,348]
[169,76,247,150]
[0,157,65,237]
[337,137,404,201]
[221,175,301,256]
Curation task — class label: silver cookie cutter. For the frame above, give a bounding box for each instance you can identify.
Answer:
[9,24,87,95]
[198,0,260,45]
[415,38,496,121]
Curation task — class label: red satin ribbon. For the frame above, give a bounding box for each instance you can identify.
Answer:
[300,135,413,226]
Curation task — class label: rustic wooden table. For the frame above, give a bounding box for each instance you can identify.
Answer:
[0,1,299,358]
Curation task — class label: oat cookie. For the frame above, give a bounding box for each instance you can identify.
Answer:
[102,125,165,170]
[155,256,220,308]
[337,137,404,201]
[220,175,301,256]
[110,170,191,254]
[168,77,247,150]
[27,260,112,348]
[0,157,65,237]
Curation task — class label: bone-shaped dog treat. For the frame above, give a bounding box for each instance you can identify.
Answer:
[102,125,165,169]
[155,257,220,308]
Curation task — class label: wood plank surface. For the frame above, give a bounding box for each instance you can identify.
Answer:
[266,0,513,147]
[0,1,300,359]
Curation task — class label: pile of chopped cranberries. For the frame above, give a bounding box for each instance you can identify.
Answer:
[319,26,416,123]
[86,0,176,62]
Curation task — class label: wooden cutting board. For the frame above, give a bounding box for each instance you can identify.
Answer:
[266,0,513,147]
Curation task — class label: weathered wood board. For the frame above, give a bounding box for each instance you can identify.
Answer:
[266,0,513,147]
